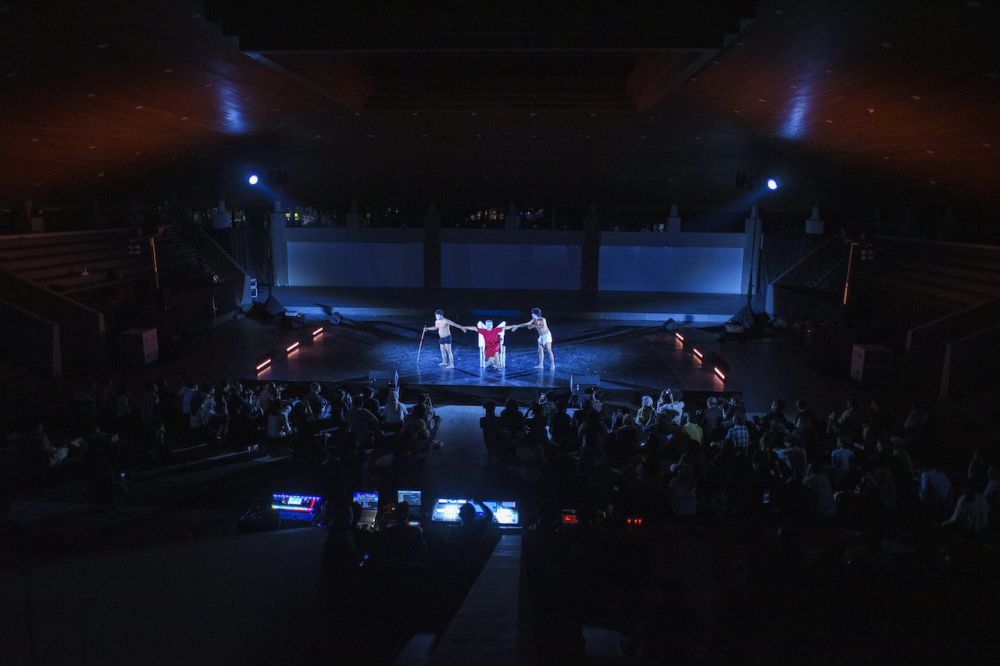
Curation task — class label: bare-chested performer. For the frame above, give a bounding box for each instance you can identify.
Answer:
[514,307,555,370]
[423,309,465,368]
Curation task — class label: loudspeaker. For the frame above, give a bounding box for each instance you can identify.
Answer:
[850,344,891,385]
[120,328,158,367]
[569,373,599,394]
[329,311,343,325]
[368,370,399,388]
[663,318,678,331]
[264,295,285,317]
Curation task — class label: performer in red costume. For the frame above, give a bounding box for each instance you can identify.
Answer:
[458,319,516,370]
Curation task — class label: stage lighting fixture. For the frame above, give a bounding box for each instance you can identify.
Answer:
[312,326,324,337]
[255,353,272,372]
[692,348,703,360]
[247,174,259,185]
[674,331,685,343]
[713,367,727,381]
[285,341,300,354]
[767,178,779,190]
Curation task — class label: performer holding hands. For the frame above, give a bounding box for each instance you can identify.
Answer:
[512,307,555,370]
[423,309,466,368]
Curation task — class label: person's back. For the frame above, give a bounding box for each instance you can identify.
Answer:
[830,441,855,484]
[919,466,953,508]
[480,401,500,453]
[668,465,697,517]
[500,400,524,433]
[803,466,837,518]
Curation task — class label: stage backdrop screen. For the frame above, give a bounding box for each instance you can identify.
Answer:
[598,246,744,293]
[287,242,423,287]
[441,243,581,290]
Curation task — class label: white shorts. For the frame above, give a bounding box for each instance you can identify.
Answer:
[538,332,552,346]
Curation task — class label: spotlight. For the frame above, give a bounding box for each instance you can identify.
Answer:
[285,341,300,354]
[311,326,324,337]
[248,174,259,185]
[766,178,779,190]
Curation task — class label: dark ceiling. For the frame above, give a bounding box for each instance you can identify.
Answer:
[1,0,998,228]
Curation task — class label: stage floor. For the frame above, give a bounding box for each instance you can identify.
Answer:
[251,317,732,399]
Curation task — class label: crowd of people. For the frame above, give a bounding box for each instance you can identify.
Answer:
[0,376,453,505]
[477,388,999,660]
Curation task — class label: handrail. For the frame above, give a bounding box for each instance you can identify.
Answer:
[768,235,838,287]
[166,222,249,306]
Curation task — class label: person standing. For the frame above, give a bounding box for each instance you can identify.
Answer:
[514,308,555,370]
[423,309,466,368]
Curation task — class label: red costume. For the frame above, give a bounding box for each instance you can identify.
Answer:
[477,326,505,358]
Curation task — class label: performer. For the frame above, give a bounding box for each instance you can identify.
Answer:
[514,307,555,370]
[423,309,465,368]
[463,319,509,371]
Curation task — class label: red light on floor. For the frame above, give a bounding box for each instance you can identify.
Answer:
[286,341,300,354]
[312,327,324,337]
[692,348,703,359]
[713,367,727,381]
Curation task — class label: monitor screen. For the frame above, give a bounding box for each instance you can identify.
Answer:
[353,491,379,510]
[431,498,482,523]
[397,489,422,507]
[483,500,520,527]
[271,494,323,522]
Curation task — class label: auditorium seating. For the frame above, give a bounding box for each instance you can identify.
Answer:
[857,237,1000,323]
[0,229,152,296]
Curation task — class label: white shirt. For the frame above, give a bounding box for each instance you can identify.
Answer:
[945,493,989,534]
[919,469,953,506]
[830,448,854,479]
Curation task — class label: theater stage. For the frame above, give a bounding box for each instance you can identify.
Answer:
[250,317,734,402]
[270,286,746,324]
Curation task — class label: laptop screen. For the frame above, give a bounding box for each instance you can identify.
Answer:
[397,489,422,508]
[271,494,323,522]
[431,498,483,523]
[353,491,379,510]
[483,500,520,527]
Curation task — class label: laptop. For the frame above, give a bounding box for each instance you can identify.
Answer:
[483,500,520,528]
[353,490,380,530]
[396,489,423,518]
[430,498,482,524]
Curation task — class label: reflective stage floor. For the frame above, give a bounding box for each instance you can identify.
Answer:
[250,317,732,400]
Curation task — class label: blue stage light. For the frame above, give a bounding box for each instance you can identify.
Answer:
[767,178,779,190]
[247,174,259,185]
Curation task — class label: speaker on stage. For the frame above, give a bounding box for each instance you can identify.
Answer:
[368,370,399,388]
[663,318,679,331]
[329,311,343,325]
